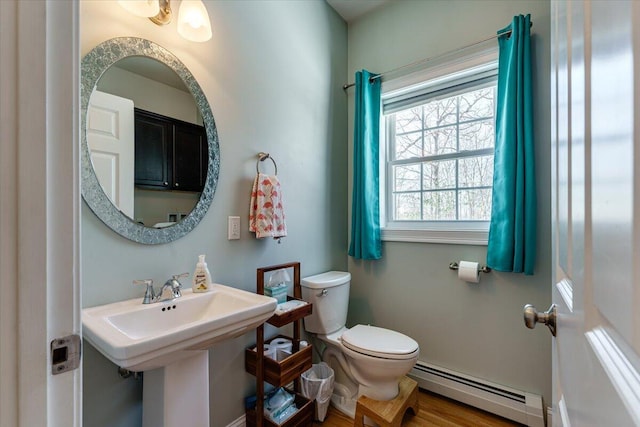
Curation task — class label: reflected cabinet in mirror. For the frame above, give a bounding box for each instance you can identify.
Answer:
[81,37,219,244]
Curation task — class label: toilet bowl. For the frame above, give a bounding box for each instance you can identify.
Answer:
[301,272,419,418]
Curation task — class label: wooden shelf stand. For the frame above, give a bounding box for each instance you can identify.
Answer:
[246,262,314,427]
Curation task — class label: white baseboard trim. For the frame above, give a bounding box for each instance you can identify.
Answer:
[226,414,245,427]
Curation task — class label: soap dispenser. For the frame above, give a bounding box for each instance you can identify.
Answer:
[192,254,212,292]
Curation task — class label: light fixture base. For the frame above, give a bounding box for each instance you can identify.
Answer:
[149,0,172,25]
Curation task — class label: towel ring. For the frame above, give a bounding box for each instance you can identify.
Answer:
[256,152,278,175]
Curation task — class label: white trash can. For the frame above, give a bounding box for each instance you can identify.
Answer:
[301,362,335,422]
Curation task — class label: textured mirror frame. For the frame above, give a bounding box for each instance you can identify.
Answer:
[81,37,220,244]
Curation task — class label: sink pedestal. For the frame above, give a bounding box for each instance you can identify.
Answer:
[142,350,209,427]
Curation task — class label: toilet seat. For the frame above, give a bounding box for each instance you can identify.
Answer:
[341,324,419,360]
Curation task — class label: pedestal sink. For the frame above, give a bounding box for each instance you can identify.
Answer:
[82,284,277,427]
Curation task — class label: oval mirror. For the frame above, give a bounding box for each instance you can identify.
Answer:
[81,37,220,244]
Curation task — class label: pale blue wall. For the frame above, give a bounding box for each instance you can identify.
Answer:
[80,1,347,426]
[346,0,552,407]
[81,0,553,424]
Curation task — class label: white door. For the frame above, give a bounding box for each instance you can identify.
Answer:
[548,1,640,426]
[0,1,80,426]
[87,90,135,218]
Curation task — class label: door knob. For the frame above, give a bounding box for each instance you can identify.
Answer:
[523,304,557,336]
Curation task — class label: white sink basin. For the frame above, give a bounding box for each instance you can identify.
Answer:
[83,285,276,371]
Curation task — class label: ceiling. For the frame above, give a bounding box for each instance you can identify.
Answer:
[326,0,390,22]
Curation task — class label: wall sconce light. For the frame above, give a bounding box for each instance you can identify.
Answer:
[118,0,212,42]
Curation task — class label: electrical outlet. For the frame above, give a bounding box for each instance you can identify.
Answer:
[228,216,240,240]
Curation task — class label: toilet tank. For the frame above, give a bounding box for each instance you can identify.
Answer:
[301,271,351,334]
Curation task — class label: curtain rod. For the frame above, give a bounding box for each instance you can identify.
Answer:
[342,23,532,91]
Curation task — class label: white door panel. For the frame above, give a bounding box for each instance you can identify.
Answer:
[89,152,118,202]
[87,90,135,218]
[569,0,586,291]
[590,0,634,344]
[556,0,570,275]
[551,1,640,426]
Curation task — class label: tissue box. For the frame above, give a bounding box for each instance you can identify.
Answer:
[264,283,287,303]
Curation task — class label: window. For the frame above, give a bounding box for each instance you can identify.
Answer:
[381,60,497,244]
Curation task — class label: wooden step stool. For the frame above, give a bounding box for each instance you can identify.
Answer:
[353,376,419,427]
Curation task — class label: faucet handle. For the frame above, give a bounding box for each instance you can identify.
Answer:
[133,279,155,304]
[169,273,189,299]
[172,273,189,285]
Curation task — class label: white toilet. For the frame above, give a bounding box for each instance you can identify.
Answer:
[301,271,419,418]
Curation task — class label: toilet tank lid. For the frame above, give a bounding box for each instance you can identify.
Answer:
[301,271,351,289]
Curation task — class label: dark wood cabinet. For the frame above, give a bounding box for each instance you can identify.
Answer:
[134,108,207,192]
[134,110,171,189]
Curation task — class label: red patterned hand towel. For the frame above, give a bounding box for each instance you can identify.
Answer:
[249,173,287,239]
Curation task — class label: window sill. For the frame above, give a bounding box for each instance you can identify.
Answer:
[381,226,488,245]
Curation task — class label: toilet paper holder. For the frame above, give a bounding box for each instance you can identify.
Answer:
[448,262,491,274]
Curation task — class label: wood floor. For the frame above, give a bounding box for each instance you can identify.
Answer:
[313,389,524,427]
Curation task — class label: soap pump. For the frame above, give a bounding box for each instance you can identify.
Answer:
[192,254,212,293]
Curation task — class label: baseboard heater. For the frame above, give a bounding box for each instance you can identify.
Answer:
[409,361,545,427]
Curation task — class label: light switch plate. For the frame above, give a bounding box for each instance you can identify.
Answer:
[228,216,240,240]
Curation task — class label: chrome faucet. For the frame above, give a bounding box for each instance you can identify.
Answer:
[133,273,189,304]
[157,273,189,302]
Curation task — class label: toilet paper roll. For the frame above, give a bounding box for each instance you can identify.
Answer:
[458,261,480,283]
[270,338,293,352]
[262,344,276,359]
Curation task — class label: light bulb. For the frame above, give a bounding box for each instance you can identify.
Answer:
[177,0,212,42]
[118,0,160,18]
[184,10,203,29]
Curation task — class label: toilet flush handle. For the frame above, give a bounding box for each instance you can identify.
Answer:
[318,289,328,297]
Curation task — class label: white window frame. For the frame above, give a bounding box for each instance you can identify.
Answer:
[379,46,499,245]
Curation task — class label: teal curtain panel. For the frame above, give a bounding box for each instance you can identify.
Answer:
[487,14,536,275]
[349,70,382,260]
